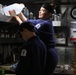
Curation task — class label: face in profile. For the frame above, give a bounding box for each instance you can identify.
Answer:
[38,7,51,19]
[20,28,27,41]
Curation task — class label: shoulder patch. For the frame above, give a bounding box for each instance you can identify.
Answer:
[21,49,27,56]
[35,24,41,29]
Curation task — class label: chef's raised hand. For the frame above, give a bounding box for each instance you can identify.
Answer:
[9,9,16,16]
[17,12,27,22]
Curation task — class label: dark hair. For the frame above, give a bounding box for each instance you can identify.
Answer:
[19,22,35,32]
[41,3,54,13]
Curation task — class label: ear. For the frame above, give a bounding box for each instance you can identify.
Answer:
[23,28,28,32]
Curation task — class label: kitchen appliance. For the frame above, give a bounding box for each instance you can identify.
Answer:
[70,21,76,42]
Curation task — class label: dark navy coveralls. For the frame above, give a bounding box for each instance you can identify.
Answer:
[16,36,47,75]
[28,19,58,75]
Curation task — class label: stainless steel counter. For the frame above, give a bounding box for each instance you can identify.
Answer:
[54,69,74,75]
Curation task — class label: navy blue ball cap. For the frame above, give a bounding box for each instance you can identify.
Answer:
[42,3,54,13]
[19,22,35,32]
[16,22,35,34]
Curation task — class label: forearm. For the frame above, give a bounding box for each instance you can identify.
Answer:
[18,12,27,22]
[9,10,23,24]
[14,16,22,25]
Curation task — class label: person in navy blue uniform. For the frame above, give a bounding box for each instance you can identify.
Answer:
[15,22,47,75]
[10,3,58,75]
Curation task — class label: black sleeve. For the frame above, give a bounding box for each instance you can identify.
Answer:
[15,48,31,75]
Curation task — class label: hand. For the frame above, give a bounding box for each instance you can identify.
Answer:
[18,12,27,22]
[10,16,22,24]
[9,10,26,24]
[10,65,16,72]
[14,16,22,24]
[10,62,18,72]
[9,10,16,16]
